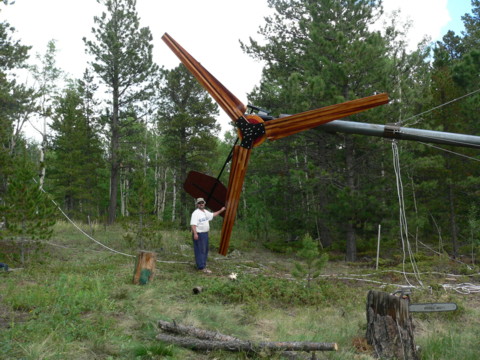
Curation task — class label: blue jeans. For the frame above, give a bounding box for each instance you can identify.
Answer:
[193,232,209,270]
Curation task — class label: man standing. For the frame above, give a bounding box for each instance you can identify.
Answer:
[190,198,226,273]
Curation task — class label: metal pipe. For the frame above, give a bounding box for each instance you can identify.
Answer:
[317,120,480,149]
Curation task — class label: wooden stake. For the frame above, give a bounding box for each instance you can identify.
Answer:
[133,251,156,285]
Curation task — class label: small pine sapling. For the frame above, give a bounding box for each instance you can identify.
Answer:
[292,233,328,287]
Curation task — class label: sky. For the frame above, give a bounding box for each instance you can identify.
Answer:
[1,0,474,138]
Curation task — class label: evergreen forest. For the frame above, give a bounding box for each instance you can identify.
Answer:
[2,0,480,264]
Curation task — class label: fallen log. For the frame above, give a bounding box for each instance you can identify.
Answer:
[158,320,238,342]
[156,333,338,352]
[158,320,325,358]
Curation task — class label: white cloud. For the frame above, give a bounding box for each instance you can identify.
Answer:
[382,0,451,49]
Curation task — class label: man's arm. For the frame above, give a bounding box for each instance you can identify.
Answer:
[213,207,226,217]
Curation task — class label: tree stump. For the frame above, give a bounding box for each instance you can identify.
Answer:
[133,251,156,285]
[366,290,418,360]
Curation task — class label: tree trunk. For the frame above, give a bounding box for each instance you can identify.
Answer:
[154,154,161,219]
[409,175,419,253]
[180,155,187,228]
[316,202,333,248]
[108,157,120,224]
[120,171,126,217]
[171,169,177,222]
[366,290,418,360]
[161,167,168,219]
[108,85,120,225]
[346,223,357,262]
[138,210,144,249]
[448,183,458,258]
[155,165,167,220]
[39,130,46,190]
[345,136,357,262]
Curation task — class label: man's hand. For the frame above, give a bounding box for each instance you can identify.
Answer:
[213,207,226,217]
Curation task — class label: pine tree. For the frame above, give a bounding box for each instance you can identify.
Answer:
[48,80,106,220]
[0,19,33,199]
[117,113,161,248]
[30,39,63,190]
[84,0,159,224]
[409,10,480,259]
[156,65,220,227]
[0,156,56,264]
[461,0,480,51]
[241,0,430,260]
[292,233,328,288]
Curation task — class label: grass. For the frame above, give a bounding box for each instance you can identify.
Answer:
[0,221,479,359]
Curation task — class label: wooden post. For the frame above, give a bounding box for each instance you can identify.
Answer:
[133,251,156,285]
[376,224,381,270]
[366,290,418,360]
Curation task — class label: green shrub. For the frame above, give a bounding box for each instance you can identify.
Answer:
[202,274,327,306]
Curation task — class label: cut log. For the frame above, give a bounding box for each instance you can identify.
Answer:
[192,286,203,295]
[158,320,239,342]
[156,333,338,352]
[133,251,156,285]
[366,290,418,360]
[158,320,322,359]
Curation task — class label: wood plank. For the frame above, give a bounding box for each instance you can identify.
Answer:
[264,93,389,141]
[162,33,246,121]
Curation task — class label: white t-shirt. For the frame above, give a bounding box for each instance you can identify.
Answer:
[190,209,214,233]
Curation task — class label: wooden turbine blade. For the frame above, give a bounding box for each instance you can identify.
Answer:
[264,93,389,141]
[183,171,227,216]
[162,33,246,122]
[218,145,251,256]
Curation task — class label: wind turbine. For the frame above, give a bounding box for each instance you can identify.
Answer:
[162,33,389,255]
